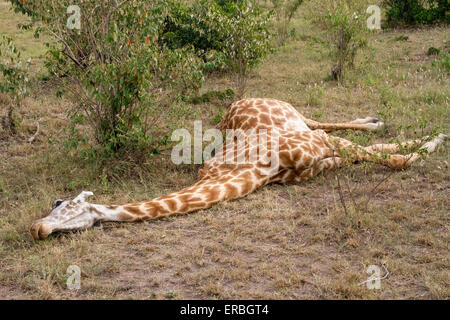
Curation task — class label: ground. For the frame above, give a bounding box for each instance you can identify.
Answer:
[0,2,449,299]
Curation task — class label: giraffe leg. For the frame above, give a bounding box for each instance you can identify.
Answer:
[304,117,384,132]
[273,136,441,182]
[364,138,426,153]
[270,157,345,184]
[329,134,447,170]
[294,157,345,181]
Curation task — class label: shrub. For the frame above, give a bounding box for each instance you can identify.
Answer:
[9,0,272,155]
[383,0,449,26]
[9,0,203,158]
[271,0,304,46]
[427,46,441,55]
[308,0,369,81]
[160,0,273,96]
[220,1,273,96]
[160,0,232,74]
[0,36,30,135]
[394,35,409,41]
[161,1,223,55]
[9,0,93,72]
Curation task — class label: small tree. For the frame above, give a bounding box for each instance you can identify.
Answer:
[214,0,273,97]
[383,0,449,26]
[308,0,369,81]
[0,36,30,135]
[161,0,273,97]
[271,0,304,46]
[9,0,203,158]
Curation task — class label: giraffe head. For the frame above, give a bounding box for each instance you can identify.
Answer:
[30,191,98,240]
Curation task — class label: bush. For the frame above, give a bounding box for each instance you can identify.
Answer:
[9,0,93,72]
[161,0,273,96]
[9,0,203,158]
[308,0,369,81]
[0,36,30,135]
[271,0,304,46]
[220,0,273,96]
[427,46,441,55]
[160,0,230,73]
[9,0,272,155]
[383,0,449,26]
[161,1,221,54]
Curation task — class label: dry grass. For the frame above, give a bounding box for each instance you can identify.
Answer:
[0,2,449,299]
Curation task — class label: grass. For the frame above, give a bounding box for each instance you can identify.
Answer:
[0,2,49,73]
[0,2,449,299]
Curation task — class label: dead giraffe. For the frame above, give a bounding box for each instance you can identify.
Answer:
[30,98,447,240]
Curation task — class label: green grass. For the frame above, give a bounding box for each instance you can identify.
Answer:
[0,2,49,72]
[0,2,449,299]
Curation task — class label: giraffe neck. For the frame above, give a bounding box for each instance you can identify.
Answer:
[95,173,269,223]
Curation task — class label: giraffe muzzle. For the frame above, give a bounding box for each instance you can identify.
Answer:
[30,221,53,240]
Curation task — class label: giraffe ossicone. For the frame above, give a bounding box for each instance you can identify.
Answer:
[30,98,447,240]
[73,191,94,203]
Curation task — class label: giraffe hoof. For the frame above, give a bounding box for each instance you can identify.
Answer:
[353,117,383,125]
[360,116,380,123]
[421,133,449,153]
[366,121,385,131]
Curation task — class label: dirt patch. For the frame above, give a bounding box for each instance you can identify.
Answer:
[0,284,29,300]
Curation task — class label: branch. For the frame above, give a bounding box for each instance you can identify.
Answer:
[28,117,42,144]
[332,148,348,215]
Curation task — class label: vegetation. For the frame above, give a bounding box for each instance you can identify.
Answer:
[161,0,273,97]
[271,0,304,45]
[7,0,272,155]
[383,0,449,26]
[432,52,450,73]
[307,0,369,81]
[8,0,204,158]
[0,36,30,135]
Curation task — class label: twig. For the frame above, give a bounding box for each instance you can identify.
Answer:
[332,148,348,215]
[344,174,358,210]
[363,139,427,210]
[28,118,42,144]
[369,169,394,195]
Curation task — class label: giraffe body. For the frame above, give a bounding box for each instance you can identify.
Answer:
[217,98,312,132]
[30,98,447,240]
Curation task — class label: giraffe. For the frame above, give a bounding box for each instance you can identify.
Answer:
[30,98,447,240]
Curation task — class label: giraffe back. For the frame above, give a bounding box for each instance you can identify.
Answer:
[216,98,311,132]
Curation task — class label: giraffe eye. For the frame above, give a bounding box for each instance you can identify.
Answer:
[53,200,64,209]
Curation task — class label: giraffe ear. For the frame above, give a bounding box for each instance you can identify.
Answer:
[73,191,94,203]
[52,199,64,209]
